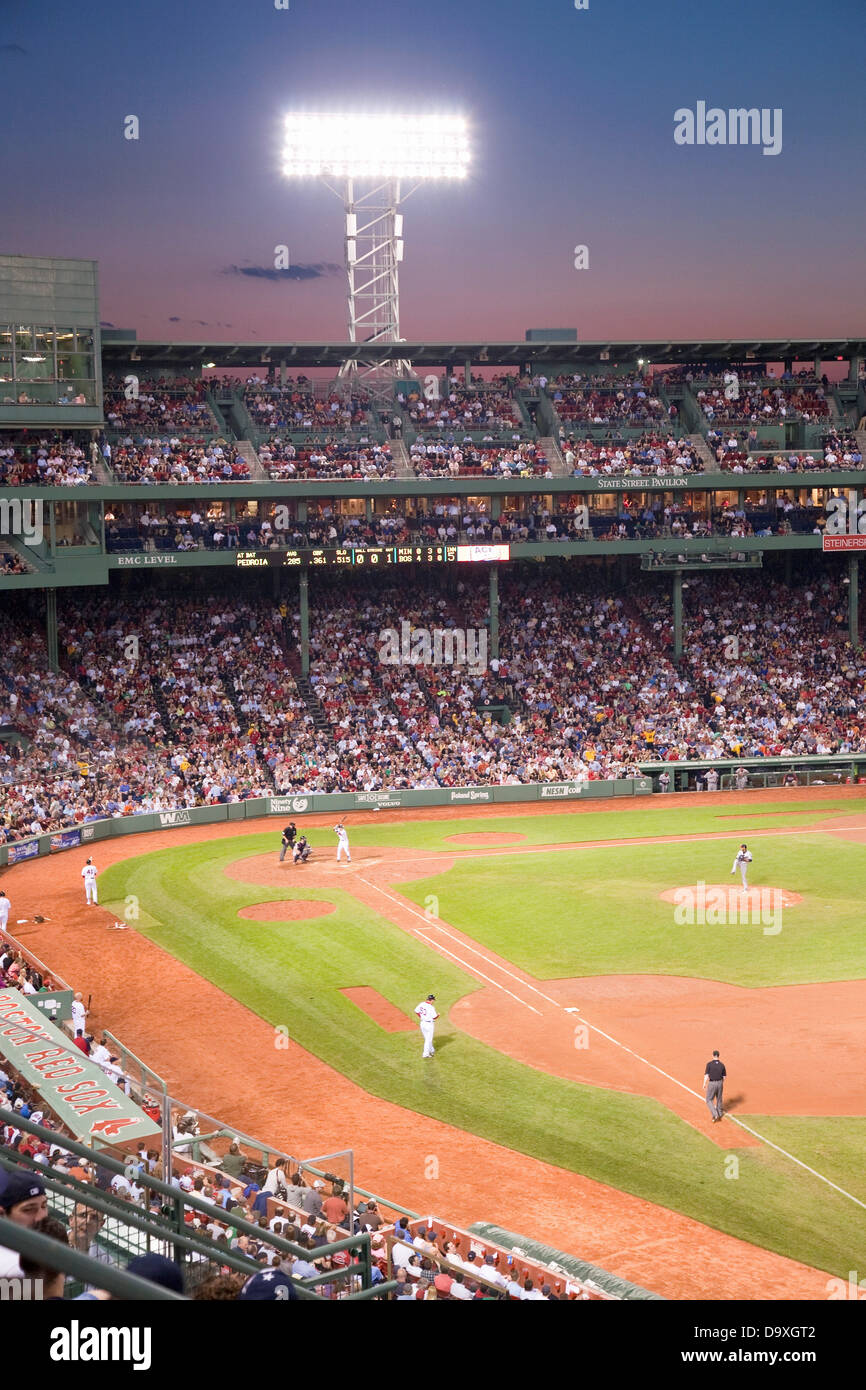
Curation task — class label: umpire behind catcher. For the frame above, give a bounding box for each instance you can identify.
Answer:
[703,1050,727,1122]
[279,822,297,863]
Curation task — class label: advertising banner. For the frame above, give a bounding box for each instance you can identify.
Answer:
[7,839,39,865]
[49,829,81,853]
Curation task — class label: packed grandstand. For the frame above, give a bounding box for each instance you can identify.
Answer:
[2,334,865,1302]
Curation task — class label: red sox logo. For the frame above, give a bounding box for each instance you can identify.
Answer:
[90,1117,137,1138]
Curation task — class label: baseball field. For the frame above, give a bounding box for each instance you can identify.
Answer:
[10,786,866,1299]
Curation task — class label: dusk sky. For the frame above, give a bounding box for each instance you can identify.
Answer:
[3,0,865,346]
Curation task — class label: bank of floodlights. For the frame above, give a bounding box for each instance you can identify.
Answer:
[282,113,470,383]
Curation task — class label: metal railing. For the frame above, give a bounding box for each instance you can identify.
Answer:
[0,1111,391,1300]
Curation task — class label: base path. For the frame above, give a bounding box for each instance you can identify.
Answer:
[3,787,864,1300]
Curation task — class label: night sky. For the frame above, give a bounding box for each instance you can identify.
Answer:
[2,0,864,345]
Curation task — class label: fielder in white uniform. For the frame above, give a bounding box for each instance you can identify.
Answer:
[81,858,99,905]
[414,994,439,1058]
[731,844,752,890]
[0,891,9,929]
[334,823,351,863]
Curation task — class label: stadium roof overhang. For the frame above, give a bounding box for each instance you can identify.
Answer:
[100,338,866,371]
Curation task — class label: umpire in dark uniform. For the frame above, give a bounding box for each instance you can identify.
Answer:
[703,1050,727,1122]
[279,822,297,863]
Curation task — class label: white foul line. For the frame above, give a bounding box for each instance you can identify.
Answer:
[413,931,542,1015]
[358,861,866,1213]
[359,874,562,1007]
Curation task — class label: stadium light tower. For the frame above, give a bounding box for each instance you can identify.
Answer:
[282,112,470,387]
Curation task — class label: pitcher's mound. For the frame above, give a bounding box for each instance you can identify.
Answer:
[659,884,803,908]
[238,900,336,922]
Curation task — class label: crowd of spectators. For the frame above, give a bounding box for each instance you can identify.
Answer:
[402,377,520,435]
[103,377,216,434]
[1,566,864,842]
[258,437,395,480]
[409,438,549,478]
[243,378,370,434]
[107,438,250,484]
[695,377,830,424]
[1,550,28,574]
[707,427,863,473]
[563,434,700,478]
[548,377,667,426]
[0,440,95,486]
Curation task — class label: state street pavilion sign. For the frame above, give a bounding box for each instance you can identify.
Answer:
[0,992,162,1148]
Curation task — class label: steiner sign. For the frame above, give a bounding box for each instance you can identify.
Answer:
[0,992,162,1147]
[823,535,866,551]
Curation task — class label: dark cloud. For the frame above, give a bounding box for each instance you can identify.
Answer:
[222,262,341,283]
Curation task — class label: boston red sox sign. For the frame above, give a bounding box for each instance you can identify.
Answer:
[0,992,162,1146]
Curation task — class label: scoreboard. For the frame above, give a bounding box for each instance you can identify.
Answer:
[234,544,511,568]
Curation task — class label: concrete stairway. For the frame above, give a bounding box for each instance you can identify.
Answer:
[235,439,267,480]
[687,432,718,471]
[538,436,568,475]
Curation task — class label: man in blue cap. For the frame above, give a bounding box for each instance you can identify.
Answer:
[0,1170,48,1278]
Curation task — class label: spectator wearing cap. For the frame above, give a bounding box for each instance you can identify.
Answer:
[126,1253,185,1296]
[433,1267,453,1297]
[0,1171,48,1277]
[298,1178,325,1218]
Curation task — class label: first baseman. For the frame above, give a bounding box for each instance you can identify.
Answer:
[81,858,99,905]
[334,823,351,863]
[730,843,752,890]
[414,994,439,1058]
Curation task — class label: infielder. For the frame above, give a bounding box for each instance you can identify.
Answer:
[414,994,439,1058]
[730,843,752,890]
[81,858,99,905]
[0,891,9,930]
[334,823,351,863]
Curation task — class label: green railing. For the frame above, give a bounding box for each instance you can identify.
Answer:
[0,1111,391,1300]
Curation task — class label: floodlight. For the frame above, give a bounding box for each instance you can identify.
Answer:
[282,113,470,180]
[282,112,470,386]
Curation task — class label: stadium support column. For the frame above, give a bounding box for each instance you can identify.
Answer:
[299,570,310,677]
[489,565,499,661]
[850,555,860,646]
[672,570,683,664]
[46,590,58,674]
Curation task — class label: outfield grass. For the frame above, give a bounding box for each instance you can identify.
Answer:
[99,802,866,1278]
